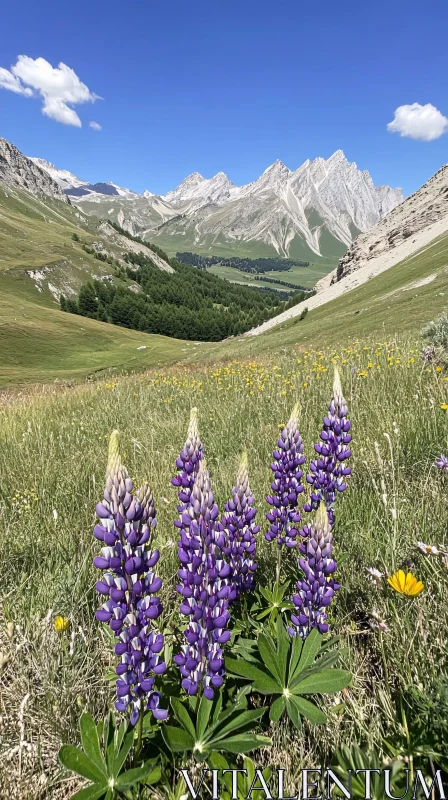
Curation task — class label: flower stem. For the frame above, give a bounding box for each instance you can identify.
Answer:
[135,711,144,763]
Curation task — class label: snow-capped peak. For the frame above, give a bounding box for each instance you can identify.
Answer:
[28,157,86,190]
[142,189,154,198]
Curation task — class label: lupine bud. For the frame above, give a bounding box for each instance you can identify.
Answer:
[265,402,306,548]
[171,408,204,513]
[289,502,339,639]
[222,451,260,599]
[94,431,167,725]
[174,460,231,699]
[303,368,352,528]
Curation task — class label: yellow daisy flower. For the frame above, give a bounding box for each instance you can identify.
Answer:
[387,570,424,597]
[54,616,69,633]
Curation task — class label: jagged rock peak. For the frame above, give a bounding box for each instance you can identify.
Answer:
[0,138,69,201]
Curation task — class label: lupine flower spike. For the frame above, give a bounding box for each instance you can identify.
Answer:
[171,407,203,513]
[266,402,306,548]
[93,431,167,725]
[304,368,352,528]
[174,460,231,699]
[289,502,339,639]
[222,451,260,600]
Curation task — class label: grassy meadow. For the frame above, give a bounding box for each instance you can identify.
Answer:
[1,338,448,797]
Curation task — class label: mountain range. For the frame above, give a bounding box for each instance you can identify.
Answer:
[29,151,404,262]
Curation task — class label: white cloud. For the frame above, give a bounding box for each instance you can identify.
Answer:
[387,103,448,142]
[0,55,100,126]
[0,67,33,96]
[89,121,102,131]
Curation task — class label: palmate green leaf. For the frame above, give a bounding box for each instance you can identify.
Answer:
[285,698,302,731]
[59,745,107,784]
[288,634,303,680]
[112,728,134,778]
[225,656,267,683]
[171,698,196,738]
[295,628,322,676]
[211,708,267,742]
[293,668,351,695]
[162,726,195,753]
[218,734,271,754]
[70,785,108,800]
[290,696,327,724]
[80,714,106,774]
[257,634,281,682]
[115,763,161,789]
[276,618,289,685]
[252,675,282,695]
[269,696,285,722]
[196,696,213,740]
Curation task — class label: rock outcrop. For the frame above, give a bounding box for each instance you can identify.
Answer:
[0,138,69,201]
[332,164,448,284]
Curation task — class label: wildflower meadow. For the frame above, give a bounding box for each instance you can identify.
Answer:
[0,338,448,799]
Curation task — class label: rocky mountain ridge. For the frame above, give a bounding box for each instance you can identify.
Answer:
[29,148,403,260]
[0,139,69,201]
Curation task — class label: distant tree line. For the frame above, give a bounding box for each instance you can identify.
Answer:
[253,275,314,291]
[60,248,309,342]
[175,252,310,273]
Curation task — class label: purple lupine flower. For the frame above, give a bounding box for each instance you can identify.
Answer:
[94,431,167,725]
[265,402,306,548]
[171,407,203,513]
[289,502,340,639]
[174,460,231,699]
[434,454,448,473]
[303,367,352,528]
[222,451,260,600]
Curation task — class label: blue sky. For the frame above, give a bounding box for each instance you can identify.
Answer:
[0,0,447,196]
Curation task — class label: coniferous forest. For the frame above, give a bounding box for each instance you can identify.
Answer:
[60,248,310,341]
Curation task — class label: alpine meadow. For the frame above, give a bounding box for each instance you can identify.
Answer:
[1,5,448,797]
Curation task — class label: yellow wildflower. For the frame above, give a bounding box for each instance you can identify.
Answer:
[54,616,69,633]
[387,570,424,597]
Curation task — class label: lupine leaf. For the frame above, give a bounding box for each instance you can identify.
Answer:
[80,714,106,774]
[294,628,322,676]
[288,634,303,680]
[292,669,351,694]
[196,696,213,740]
[115,764,160,789]
[276,618,289,685]
[142,765,162,785]
[252,675,282,695]
[269,696,285,722]
[211,708,266,741]
[162,726,195,753]
[112,728,134,778]
[70,785,108,800]
[218,734,271,754]
[290,695,327,724]
[258,634,281,682]
[171,698,196,738]
[59,745,107,784]
[114,720,126,759]
[285,698,302,731]
[225,657,270,684]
